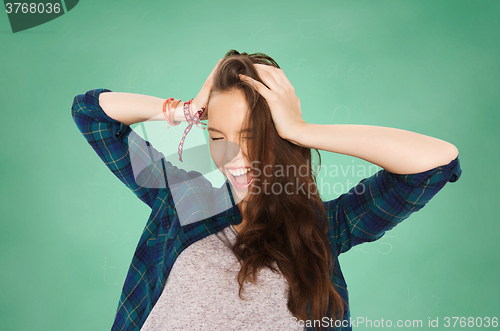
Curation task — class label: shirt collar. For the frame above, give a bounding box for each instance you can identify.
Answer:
[211,179,242,225]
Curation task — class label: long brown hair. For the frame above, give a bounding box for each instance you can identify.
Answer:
[203,50,345,329]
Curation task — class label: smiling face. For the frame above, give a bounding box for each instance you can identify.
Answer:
[207,88,255,200]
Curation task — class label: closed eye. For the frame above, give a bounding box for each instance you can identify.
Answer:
[210,137,253,141]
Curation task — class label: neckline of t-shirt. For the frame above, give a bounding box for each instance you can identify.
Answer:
[229,224,239,236]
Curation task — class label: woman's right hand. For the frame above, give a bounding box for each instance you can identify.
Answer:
[192,58,223,120]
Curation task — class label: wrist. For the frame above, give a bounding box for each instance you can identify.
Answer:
[285,121,308,147]
[169,99,205,124]
[172,101,185,123]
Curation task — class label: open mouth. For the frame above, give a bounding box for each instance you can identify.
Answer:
[226,167,254,190]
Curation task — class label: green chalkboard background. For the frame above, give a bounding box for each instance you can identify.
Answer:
[0,0,498,330]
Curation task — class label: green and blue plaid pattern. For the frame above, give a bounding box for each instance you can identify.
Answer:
[71,88,462,331]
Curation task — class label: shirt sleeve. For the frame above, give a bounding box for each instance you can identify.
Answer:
[325,155,462,254]
[71,88,199,210]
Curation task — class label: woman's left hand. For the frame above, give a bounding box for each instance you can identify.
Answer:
[239,64,305,141]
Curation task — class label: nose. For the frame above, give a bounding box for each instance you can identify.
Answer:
[228,146,245,164]
[210,139,242,168]
[225,140,244,164]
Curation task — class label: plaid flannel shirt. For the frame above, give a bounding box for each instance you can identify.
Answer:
[71,88,462,331]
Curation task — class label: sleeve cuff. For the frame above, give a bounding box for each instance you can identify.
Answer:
[389,154,462,188]
[83,88,118,123]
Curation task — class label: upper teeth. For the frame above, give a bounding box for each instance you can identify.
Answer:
[228,168,250,176]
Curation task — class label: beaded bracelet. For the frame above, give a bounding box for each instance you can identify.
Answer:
[177,98,207,162]
[162,97,207,162]
[163,97,207,161]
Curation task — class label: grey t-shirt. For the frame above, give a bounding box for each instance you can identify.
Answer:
[140,224,306,330]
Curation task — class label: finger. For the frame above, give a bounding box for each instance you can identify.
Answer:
[254,64,289,90]
[211,58,223,75]
[239,74,273,101]
[276,68,294,91]
[254,68,281,93]
[205,58,224,87]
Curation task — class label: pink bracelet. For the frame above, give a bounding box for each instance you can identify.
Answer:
[163,97,207,162]
[177,99,207,162]
[162,98,182,128]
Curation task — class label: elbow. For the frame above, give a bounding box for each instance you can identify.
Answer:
[70,96,79,119]
[71,93,85,113]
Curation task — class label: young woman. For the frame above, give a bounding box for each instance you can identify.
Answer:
[71,50,462,331]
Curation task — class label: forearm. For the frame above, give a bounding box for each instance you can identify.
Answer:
[98,92,187,126]
[292,123,459,174]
